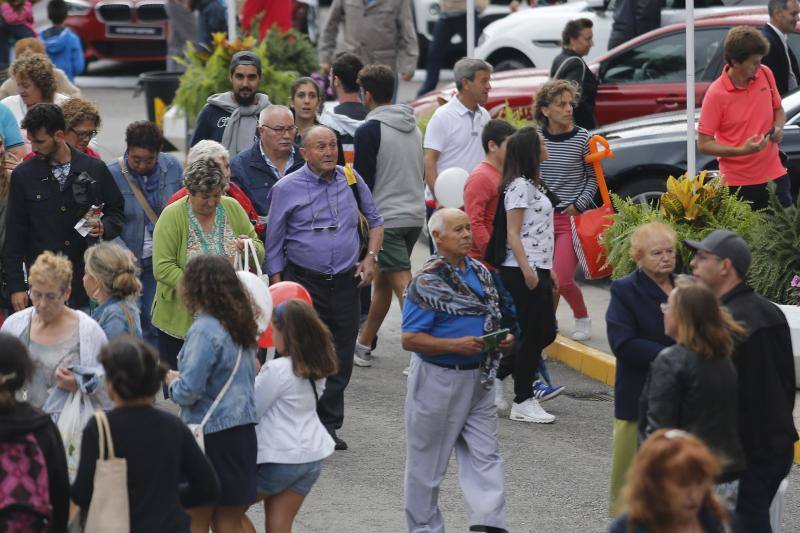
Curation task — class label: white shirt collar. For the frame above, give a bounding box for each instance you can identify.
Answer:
[769,22,789,44]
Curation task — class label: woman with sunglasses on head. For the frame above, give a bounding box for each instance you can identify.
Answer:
[641,276,747,505]
[289,76,345,165]
[253,300,338,533]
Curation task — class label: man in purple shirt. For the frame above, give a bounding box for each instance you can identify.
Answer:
[266,125,384,450]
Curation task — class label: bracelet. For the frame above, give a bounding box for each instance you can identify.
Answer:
[367,250,378,260]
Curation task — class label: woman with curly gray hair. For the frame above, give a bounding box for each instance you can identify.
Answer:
[151,154,264,372]
[1,53,68,128]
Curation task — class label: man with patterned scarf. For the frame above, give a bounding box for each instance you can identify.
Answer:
[402,208,512,533]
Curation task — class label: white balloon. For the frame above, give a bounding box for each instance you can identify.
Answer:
[236,271,273,335]
[436,167,469,208]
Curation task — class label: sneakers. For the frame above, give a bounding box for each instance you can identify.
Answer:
[494,379,509,411]
[509,398,555,423]
[354,342,373,367]
[571,317,591,341]
[532,380,565,402]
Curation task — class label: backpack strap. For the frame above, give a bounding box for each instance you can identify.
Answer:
[118,157,159,226]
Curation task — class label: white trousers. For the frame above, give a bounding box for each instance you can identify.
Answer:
[404,356,507,533]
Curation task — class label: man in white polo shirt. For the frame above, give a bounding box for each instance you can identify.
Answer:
[423,57,492,217]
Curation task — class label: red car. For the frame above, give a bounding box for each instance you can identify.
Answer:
[411,10,800,126]
[64,0,168,62]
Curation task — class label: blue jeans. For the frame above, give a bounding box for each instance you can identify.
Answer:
[139,256,158,349]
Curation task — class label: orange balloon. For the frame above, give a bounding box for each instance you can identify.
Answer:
[258,282,313,348]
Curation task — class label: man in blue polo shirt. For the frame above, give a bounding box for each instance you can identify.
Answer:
[401,208,511,533]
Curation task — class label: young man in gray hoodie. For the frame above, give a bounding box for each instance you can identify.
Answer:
[353,64,425,367]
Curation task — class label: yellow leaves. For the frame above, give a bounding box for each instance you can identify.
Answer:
[660,170,723,223]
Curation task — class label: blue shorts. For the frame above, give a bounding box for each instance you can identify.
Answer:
[256,460,323,497]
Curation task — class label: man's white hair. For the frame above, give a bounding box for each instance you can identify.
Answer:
[427,209,447,238]
[187,140,228,165]
[259,104,293,125]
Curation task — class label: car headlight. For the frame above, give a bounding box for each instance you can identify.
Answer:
[65,0,91,16]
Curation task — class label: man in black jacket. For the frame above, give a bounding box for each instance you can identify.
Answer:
[762,0,800,96]
[551,18,598,130]
[3,103,124,310]
[687,230,798,533]
[607,0,660,50]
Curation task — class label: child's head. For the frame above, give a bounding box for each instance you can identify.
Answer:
[271,300,338,380]
[47,0,68,25]
[99,336,167,402]
[0,333,33,403]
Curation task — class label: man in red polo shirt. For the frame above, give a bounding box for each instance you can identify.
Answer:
[698,25,791,209]
[463,119,516,263]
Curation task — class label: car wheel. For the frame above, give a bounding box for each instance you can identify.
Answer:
[494,55,533,72]
[615,177,667,206]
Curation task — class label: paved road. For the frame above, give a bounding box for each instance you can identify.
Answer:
[75,81,798,531]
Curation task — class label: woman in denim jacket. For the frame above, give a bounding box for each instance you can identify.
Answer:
[165,254,259,532]
[84,241,143,340]
[107,121,182,348]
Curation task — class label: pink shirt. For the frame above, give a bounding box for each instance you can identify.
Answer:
[698,65,785,186]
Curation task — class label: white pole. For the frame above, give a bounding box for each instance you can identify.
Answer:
[686,0,696,179]
[227,0,237,41]
[467,0,476,57]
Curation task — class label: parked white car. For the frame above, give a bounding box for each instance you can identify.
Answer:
[475,0,763,71]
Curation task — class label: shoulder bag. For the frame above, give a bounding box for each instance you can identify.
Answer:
[343,164,370,261]
[118,157,158,226]
[188,347,243,452]
[84,411,130,533]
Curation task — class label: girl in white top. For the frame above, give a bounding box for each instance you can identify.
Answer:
[253,300,338,533]
[494,127,561,425]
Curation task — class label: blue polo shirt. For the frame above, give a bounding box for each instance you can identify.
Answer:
[402,258,487,365]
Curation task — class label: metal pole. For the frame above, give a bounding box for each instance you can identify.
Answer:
[227,0,237,41]
[467,0,475,57]
[686,0,696,179]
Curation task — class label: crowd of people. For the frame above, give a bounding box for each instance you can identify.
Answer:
[0,1,796,531]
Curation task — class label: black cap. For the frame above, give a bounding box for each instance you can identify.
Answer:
[230,51,262,76]
[684,230,751,277]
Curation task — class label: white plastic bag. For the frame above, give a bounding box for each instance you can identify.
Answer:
[57,391,96,482]
[234,238,269,285]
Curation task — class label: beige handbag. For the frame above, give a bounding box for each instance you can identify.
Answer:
[84,411,130,533]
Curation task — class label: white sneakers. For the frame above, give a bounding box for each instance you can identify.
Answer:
[494,379,509,411]
[571,317,592,341]
[509,398,555,424]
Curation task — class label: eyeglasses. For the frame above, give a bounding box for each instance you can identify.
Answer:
[70,128,98,141]
[261,125,298,136]
[28,289,64,303]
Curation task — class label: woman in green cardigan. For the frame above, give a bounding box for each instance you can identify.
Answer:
[152,156,264,370]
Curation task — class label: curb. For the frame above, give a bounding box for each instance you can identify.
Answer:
[544,335,800,465]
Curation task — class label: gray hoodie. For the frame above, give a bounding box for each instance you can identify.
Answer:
[355,104,425,229]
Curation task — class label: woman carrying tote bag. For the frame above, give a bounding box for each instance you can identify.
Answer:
[71,337,219,532]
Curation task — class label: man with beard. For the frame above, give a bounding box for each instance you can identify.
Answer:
[3,103,124,310]
[189,51,271,156]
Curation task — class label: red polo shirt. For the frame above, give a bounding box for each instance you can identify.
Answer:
[464,161,500,264]
[698,65,785,186]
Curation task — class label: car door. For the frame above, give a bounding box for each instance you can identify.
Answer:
[595,27,729,125]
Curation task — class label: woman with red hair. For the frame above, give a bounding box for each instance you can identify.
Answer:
[609,429,732,533]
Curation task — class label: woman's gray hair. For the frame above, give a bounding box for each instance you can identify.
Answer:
[186,139,229,166]
[183,157,230,195]
[454,58,492,91]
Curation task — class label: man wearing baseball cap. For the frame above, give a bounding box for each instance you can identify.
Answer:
[687,230,797,532]
[189,50,271,156]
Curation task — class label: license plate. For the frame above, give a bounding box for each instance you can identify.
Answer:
[106,24,163,39]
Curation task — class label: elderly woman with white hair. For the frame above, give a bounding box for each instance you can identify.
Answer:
[152,152,264,372]
[167,139,264,236]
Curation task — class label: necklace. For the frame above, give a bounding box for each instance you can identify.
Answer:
[188,204,225,255]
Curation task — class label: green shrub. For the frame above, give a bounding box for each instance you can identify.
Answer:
[749,188,800,303]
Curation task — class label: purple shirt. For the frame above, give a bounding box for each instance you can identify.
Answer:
[266,163,383,275]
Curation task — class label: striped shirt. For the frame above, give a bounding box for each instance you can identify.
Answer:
[538,126,598,212]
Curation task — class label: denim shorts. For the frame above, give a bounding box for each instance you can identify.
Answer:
[256,460,323,497]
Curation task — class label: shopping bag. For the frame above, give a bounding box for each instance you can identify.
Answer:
[56,391,96,483]
[84,411,129,533]
[234,238,269,286]
[571,135,615,280]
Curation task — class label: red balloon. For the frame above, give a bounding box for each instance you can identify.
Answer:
[258,282,313,348]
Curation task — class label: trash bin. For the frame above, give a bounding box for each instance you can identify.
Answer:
[138,70,181,127]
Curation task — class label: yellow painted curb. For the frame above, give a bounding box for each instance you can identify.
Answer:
[544,335,800,464]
